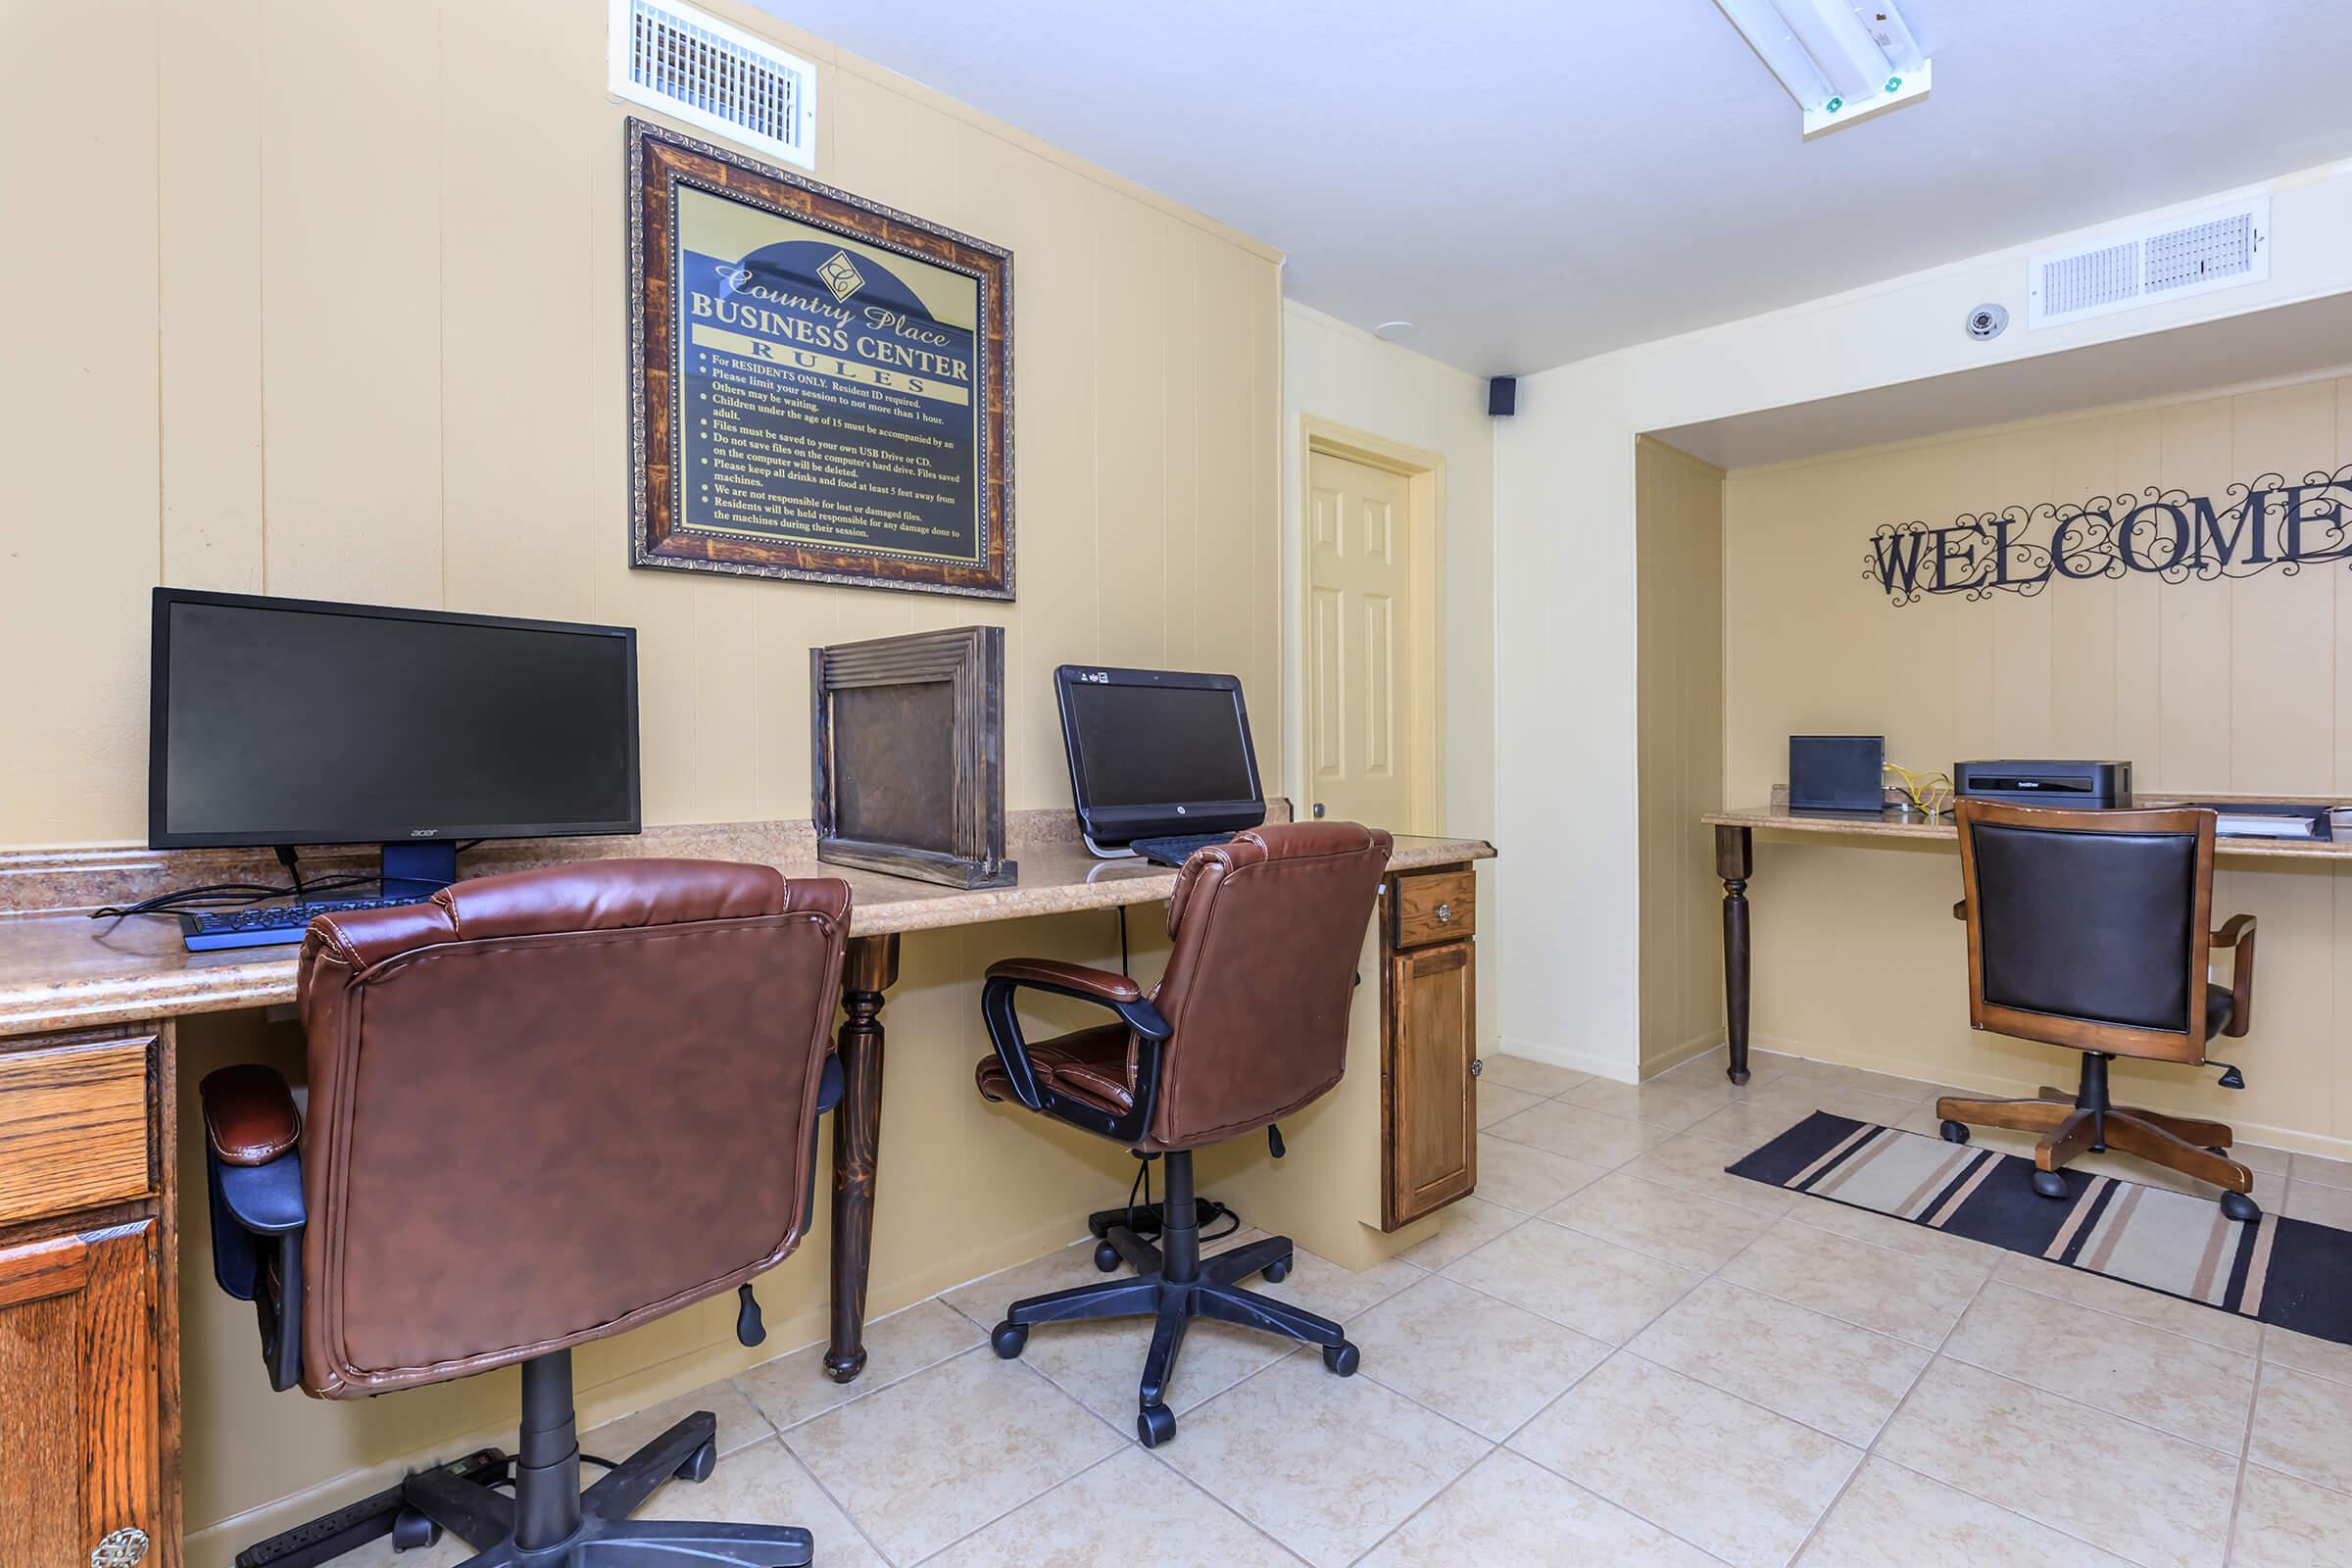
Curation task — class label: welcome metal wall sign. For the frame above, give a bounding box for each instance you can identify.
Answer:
[1865,466,2352,606]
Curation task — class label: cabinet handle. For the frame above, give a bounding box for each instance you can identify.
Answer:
[92,1528,150,1567]
[1469,1057,1483,1079]
[1434,903,1453,924]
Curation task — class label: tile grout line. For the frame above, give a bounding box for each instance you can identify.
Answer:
[2220,1354,2265,1566]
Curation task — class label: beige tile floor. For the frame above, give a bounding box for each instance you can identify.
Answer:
[356,1049,2352,1567]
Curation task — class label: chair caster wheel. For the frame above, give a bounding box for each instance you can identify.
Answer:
[2031,1168,2068,1200]
[390,1506,442,1552]
[1094,1241,1121,1273]
[991,1320,1029,1359]
[1261,1256,1291,1284]
[1939,1120,1970,1145]
[673,1438,717,1484]
[2222,1191,2262,1223]
[1322,1341,1359,1377]
[1137,1403,1176,1447]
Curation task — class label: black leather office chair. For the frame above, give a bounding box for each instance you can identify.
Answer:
[973,822,1392,1447]
[1936,801,2261,1220]
[201,859,850,1566]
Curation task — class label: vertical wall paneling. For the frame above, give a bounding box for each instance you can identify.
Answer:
[1634,438,1726,1072]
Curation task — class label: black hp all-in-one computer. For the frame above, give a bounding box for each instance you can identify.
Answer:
[148,588,641,949]
[1055,664,1264,866]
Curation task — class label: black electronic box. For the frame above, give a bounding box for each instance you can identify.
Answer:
[1953,760,2133,808]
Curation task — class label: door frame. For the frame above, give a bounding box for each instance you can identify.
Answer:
[1296,415,1447,836]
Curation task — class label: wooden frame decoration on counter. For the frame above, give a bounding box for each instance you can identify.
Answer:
[627,119,1015,598]
[810,625,1014,889]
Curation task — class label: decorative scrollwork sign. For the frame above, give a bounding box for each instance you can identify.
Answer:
[1864,465,2352,606]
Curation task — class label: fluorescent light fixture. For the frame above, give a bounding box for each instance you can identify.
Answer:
[1714,0,1932,139]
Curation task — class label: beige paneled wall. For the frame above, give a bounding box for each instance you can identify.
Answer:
[2,0,1280,850]
[1721,371,2352,1152]
[0,2,1282,1549]
[1635,439,1725,1074]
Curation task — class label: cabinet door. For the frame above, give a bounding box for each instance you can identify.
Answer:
[0,1223,159,1567]
[1383,940,1477,1229]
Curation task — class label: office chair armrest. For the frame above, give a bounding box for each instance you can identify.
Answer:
[202,1062,302,1165]
[985,957,1143,1004]
[2214,914,2257,1038]
[979,964,1172,1113]
[198,1067,307,1393]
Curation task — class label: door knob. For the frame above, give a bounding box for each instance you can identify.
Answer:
[1469,1057,1483,1078]
[1311,803,1326,818]
[93,1528,150,1567]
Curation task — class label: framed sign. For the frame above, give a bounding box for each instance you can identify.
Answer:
[627,119,1014,598]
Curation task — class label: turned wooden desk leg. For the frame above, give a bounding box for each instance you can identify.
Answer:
[1715,825,1753,1086]
[826,932,900,1384]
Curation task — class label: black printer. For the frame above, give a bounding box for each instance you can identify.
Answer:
[1953,760,2133,808]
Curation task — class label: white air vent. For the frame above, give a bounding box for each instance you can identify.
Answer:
[2028,196,2269,329]
[608,0,816,171]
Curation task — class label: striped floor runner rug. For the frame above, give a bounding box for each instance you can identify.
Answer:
[1730,1111,2352,1345]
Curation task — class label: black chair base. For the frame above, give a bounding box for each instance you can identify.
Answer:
[988,1152,1357,1447]
[398,1353,811,1567]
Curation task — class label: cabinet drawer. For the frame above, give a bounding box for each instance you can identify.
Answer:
[0,1035,153,1227]
[1391,866,1475,949]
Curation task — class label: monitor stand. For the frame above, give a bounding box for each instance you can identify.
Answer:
[379,841,461,902]
[1082,833,1139,860]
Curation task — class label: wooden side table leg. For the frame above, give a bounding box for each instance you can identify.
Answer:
[825,933,900,1384]
[1715,825,1753,1086]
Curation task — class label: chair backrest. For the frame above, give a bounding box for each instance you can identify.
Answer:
[1146,822,1393,1150]
[293,858,849,1397]
[1956,799,2215,1064]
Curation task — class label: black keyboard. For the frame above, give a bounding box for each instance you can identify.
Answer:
[179,896,426,953]
[1128,833,1238,868]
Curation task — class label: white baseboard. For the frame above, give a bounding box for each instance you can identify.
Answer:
[1495,1034,1640,1085]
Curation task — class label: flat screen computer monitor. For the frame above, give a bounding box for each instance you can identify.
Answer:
[1054,665,1263,854]
[150,589,640,884]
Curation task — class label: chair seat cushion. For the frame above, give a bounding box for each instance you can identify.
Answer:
[2208,983,2233,1039]
[975,1023,1134,1113]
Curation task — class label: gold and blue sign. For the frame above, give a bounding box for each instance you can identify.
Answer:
[628,120,1014,598]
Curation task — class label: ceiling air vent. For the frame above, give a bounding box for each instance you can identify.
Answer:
[608,0,816,171]
[2028,195,2269,330]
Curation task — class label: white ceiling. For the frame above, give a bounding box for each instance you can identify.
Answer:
[753,0,2352,376]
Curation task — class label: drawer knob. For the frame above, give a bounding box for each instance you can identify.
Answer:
[93,1528,149,1567]
[1434,903,1452,923]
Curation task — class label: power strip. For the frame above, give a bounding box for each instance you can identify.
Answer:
[233,1448,510,1568]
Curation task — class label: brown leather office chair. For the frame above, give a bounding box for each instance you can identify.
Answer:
[199,859,851,1567]
[974,821,1393,1447]
[1936,801,2261,1221]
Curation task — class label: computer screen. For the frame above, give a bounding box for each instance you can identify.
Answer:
[150,589,640,848]
[1054,666,1263,847]
[1064,683,1256,807]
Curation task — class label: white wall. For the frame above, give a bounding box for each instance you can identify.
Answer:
[1281,301,1498,1051]
[1495,157,2352,1079]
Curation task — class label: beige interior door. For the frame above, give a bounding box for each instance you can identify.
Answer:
[1307,449,1417,833]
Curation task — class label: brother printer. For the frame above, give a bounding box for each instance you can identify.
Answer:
[1953,760,2132,808]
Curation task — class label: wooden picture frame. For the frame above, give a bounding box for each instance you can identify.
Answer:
[811,626,1013,888]
[627,119,1014,598]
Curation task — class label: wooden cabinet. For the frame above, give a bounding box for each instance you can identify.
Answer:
[0,1225,163,1566]
[0,1028,174,1568]
[1381,865,1480,1230]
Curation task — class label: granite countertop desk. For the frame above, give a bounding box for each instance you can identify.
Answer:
[0,823,1494,1396]
[1697,798,2351,1089]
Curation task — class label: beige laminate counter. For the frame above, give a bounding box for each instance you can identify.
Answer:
[1704,803,2352,862]
[0,832,1495,1039]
